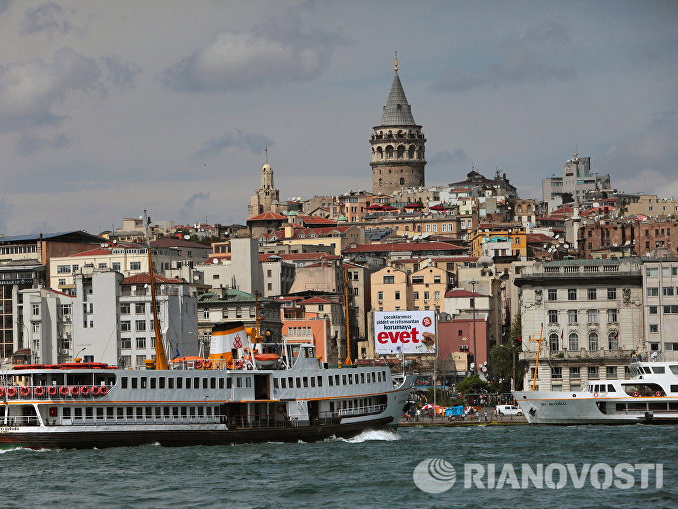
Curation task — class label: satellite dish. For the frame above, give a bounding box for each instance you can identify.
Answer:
[481,366,488,373]
[470,362,475,369]
[101,243,106,248]
[184,235,190,240]
[213,259,219,264]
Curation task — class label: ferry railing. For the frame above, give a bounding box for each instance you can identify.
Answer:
[1,416,40,427]
[337,403,388,417]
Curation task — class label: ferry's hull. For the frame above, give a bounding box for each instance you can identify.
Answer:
[513,390,678,425]
[0,416,395,449]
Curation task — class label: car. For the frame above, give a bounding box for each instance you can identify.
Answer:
[496,404,523,416]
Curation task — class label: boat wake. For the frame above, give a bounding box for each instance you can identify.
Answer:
[0,447,54,454]
[335,429,401,443]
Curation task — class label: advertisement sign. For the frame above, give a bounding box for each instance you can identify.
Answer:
[374,311,436,355]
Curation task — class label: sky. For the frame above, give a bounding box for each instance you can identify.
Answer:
[1,0,677,236]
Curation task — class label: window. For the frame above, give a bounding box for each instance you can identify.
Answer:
[433,275,441,284]
[377,291,383,300]
[647,287,659,297]
[588,332,599,351]
[608,332,619,350]
[394,291,401,300]
[570,367,580,379]
[607,288,617,300]
[587,288,597,300]
[135,303,146,314]
[552,367,562,379]
[121,338,131,349]
[549,333,559,352]
[607,309,618,323]
[383,275,394,284]
[136,355,145,368]
[120,303,130,314]
[136,320,146,331]
[646,267,659,277]
[650,324,659,333]
[606,366,617,379]
[32,304,40,316]
[112,262,121,271]
[568,310,578,325]
[413,291,419,300]
[547,289,557,301]
[664,305,678,314]
[548,310,558,324]
[568,333,579,351]
[587,309,598,323]
[588,366,599,379]
[121,321,131,332]
[130,261,141,270]
[663,287,675,296]
[568,289,577,301]
[136,337,146,349]
[649,306,658,315]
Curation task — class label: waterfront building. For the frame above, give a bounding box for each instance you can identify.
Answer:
[641,256,678,359]
[515,258,643,391]
[370,55,426,194]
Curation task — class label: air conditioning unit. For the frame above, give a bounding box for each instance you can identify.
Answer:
[59,349,69,355]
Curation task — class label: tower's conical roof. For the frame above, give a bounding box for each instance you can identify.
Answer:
[379,71,416,127]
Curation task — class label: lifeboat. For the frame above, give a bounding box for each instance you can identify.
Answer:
[254,353,280,368]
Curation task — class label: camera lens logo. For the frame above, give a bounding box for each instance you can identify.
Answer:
[413,458,456,493]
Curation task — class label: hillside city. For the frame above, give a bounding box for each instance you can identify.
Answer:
[2,64,677,395]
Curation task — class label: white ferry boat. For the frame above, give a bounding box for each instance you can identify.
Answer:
[0,341,415,449]
[513,360,678,424]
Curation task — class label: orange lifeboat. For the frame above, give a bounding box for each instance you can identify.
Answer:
[254,353,280,368]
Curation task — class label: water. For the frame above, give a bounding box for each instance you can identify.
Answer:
[1,425,676,509]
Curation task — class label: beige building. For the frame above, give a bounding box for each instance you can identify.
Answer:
[626,195,678,217]
[248,163,282,219]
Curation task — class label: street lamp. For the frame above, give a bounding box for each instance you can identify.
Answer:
[74,347,86,362]
[470,280,478,374]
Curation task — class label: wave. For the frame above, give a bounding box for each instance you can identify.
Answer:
[335,429,401,443]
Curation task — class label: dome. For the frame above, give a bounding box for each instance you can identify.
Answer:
[262,163,272,171]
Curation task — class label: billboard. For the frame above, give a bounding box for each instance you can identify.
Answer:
[374,311,436,355]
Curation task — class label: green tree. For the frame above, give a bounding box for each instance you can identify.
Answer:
[456,374,491,394]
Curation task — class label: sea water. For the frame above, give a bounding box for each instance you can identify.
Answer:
[1,425,676,509]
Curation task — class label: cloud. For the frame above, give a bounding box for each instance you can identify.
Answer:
[196,130,274,160]
[598,108,678,193]
[101,56,141,89]
[20,2,74,38]
[162,14,344,92]
[428,148,468,167]
[0,0,12,15]
[0,47,103,132]
[180,192,210,218]
[16,132,71,155]
[436,21,575,92]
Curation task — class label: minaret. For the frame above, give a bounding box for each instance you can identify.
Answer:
[370,53,426,194]
[247,159,281,219]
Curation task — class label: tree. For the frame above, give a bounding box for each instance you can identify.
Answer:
[456,374,491,394]
[490,313,528,391]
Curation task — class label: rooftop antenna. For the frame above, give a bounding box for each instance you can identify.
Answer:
[265,146,268,164]
[394,50,398,73]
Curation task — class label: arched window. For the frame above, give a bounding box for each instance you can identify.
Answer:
[397,145,405,159]
[378,178,383,187]
[568,332,579,351]
[549,333,559,352]
[377,147,383,159]
[608,331,618,350]
[386,146,394,158]
[588,332,599,351]
[408,146,415,158]
[400,177,405,185]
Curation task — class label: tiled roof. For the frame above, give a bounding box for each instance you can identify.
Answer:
[380,72,417,126]
[298,296,334,305]
[248,212,287,221]
[444,289,485,298]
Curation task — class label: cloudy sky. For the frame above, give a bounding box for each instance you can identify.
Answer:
[1,0,676,235]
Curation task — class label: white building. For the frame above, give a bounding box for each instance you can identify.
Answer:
[642,256,678,360]
[516,258,643,391]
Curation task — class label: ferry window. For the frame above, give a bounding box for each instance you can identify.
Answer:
[670,402,678,410]
[164,407,170,417]
[117,407,124,418]
[176,377,182,389]
[136,408,143,419]
[193,377,199,388]
[280,378,286,388]
[145,407,152,418]
[186,378,192,389]
[74,408,82,419]
[330,402,335,413]
[246,377,252,388]
[616,404,626,411]
[317,376,322,387]
[85,408,93,418]
[130,378,138,389]
[168,378,174,389]
[361,373,365,384]
[342,375,347,385]
[198,406,204,417]
[172,407,179,417]
[206,407,213,417]
[607,385,615,392]
[107,407,114,419]
[227,378,232,389]
[202,378,208,389]
[653,366,666,374]
[159,377,165,389]
[63,408,71,418]
[237,377,243,388]
[154,408,161,418]
[219,378,225,389]
[180,406,187,417]
[141,377,147,389]
[150,378,156,389]
[349,374,353,384]
[288,377,293,388]
[335,375,340,385]
[382,370,387,380]
[274,378,279,389]
[670,366,678,376]
[303,377,309,388]
[210,378,216,389]
[328,376,333,386]
[190,407,196,417]
[127,407,134,418]
[671,385,678,393]
[310,377,315,388]
[121,377,128,389]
